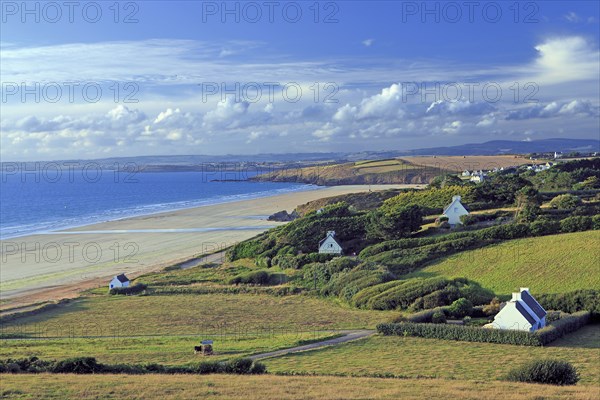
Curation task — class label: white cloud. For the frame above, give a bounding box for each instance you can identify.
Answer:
[564,12,580,23]
[362,39,375,47]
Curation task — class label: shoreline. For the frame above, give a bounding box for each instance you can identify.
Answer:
[0,184,423,310]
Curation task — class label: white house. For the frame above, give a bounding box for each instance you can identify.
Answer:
[469,174,485,183]
[489,288,547,332]
[441,195,469,225]
[109,274,130,290]
[318,231,342,255]
[461,170,471,177]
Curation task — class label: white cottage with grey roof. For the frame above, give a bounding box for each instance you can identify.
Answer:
[318,231,342,255]
[109,274,130,290]
[441,195,469,225]
[490,288,547,332]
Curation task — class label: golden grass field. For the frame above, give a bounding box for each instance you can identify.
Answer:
[1,374,599,400]
[400,155,547,171]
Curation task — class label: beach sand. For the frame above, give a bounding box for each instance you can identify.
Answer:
[0,184,422,310]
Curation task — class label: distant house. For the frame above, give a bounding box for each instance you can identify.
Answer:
[489,288,547,332]
[441,195,469,225]
[469,174,485,183]
[461,170,471,177]
[109,274,130,290]
[554,152,563,159]
[318,231,342,255]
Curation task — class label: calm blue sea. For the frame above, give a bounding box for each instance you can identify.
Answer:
[0,170,316,239]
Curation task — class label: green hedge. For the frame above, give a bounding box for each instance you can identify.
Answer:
[377,311,591,346]
[537,290,600,317]
[0,356,266,375]
[505,359,579,385]
[109,283,147,295]
[227,270,288,286]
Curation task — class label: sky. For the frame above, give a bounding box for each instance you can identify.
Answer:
[1,0,599,161]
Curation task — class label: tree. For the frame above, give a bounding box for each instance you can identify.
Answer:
[549,194,581,210]
[515,186,541,222]
[366,205,423,240]
[429,174,463,189]
[474,174,532,204]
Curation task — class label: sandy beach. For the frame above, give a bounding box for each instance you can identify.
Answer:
[0,184,421,310]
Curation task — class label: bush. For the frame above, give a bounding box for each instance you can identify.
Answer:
[505,359,579,385]
[549,194,582,210]
[109,283,147,295]
[448,298,473,318]
[432,311,447,324]
[529,219,561,236]
[593,214,600,230]
[560,216,593,233]
[482,297,501,316]
[228,270,287,286]
[52,357,104,374]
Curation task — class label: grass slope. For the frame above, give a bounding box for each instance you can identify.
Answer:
[265,325,600,385]
[405,231,600,295]
[2,374,598,400]
[0,293,393,337]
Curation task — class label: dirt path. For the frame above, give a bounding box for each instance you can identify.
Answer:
[249,329,375,360]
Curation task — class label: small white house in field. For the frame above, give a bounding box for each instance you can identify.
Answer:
[441,195,469,225]
[462,170,471,177]
[109,274,130,290]
[469,174,485,183]
[488,288,547,332]
[318,231,342,255]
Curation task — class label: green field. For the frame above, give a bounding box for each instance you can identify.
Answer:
[265,324,600,385]
[0,333,337,365]
[405,231,600,295]
[2,374,598,400]
[0,293,393,337]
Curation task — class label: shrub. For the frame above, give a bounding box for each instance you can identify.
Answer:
[432,311,447,324]
[448,298,473,318]
[560,216,593,233]
[549,194,581,210]
[225,358,254,374]
[529,219,561,236]
[593,214,600,230]
[406,307,449,323]
[52,357,104,374]
[537,290,600,317]
[228,270,287,286]
[109,283,147,296]
[482,297,501,316]
[505,359,579,385]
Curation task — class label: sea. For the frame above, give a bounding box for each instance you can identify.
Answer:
[0,168,317,239]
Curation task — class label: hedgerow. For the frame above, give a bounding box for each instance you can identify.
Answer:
[0,356,266,375]
[109,283,147,295]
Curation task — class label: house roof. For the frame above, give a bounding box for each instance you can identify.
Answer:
[115,274,129,283]
[443,197,467,215]
[515,301,537,325]
[319,233,340,248]
[520,290,546,319]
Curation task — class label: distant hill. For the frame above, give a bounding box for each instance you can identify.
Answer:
[400,138,600,156]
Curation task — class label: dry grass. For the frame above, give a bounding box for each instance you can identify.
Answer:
[400,155,547,171]
[265,325,600,386]
[1,374,598,399]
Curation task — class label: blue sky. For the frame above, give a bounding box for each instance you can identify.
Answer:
[1,1,599,160]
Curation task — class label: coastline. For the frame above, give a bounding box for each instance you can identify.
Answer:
[0,184,422,309]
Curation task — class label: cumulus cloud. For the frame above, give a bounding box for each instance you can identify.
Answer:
[506,99,599,120]
[362,39,375,47]
[425,99,496,116]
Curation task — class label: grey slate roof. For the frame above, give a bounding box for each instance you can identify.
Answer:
[116,274,129,283]
[521,290,546,319]
[515,301,537,325]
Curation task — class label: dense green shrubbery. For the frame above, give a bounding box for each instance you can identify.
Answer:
[447,298,473,318]
[549,194,582,210]
[406,307,450,323]
[537,290,600,318]
[365,205,423,240]
[352,277,493,311]
[109,283,147,295]
[529,219,561,236]
[505,359,579,385]
[559,216,593,233]
[536,311,591,344]
[228,270,288,286]
[0,356,266,375]
[377,322,542,346]
[377,310,591,346]
[272,253,336,269]
[382,186,475,211]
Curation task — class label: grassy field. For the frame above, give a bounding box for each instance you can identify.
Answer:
[405,231,600,295]
[265,324,600,385]
[1,374,598,400]
[0,332,338,365]
[0,293,394,337]
[400,155,547,171]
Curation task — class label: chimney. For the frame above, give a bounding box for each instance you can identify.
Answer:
[452,195,461,202]
[327,231,335,237]
[520,287,529,293]
[511,292,521,302]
